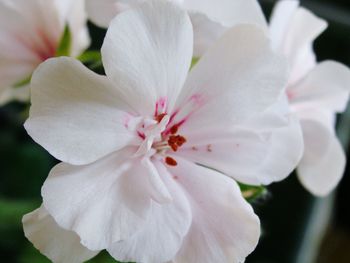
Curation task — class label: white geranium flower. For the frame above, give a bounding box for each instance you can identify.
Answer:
[85,0,267,56]
[0,0,90,104]
[23,0,301,262]
[270,0,350,196]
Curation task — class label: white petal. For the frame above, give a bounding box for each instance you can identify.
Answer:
[291,61,350,112]
[183,0,267,29]
[270,2,331,84]
[297,118,346,196]
[108,160,191,263]
[102,0,193,115]
[25,57,136,165]
[168,158,260,263]
[176,24,287,131]
[176,129,270,185]
[269,0,300,51]
[42,148,159,250]
[23,206,99,263]
[141,157,173,203]
[189,12,226,57]
[185,0,267,56]
[86,0,132,28]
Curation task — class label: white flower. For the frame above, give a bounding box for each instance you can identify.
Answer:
[86,0,267,56]
[0,0,90,104]
[270,0,350,196]
[23,0,301,262]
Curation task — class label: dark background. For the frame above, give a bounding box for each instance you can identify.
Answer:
[0,0,350,262]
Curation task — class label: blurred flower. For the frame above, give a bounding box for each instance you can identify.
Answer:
[23,0,302,262]
[85,0,267,56]
[270,0,350,196]
[0,0,90,105]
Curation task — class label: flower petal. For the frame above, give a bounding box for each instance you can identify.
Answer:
[183,0,267,29]
[168,158,260,263]
[25,57,136,165]
[42,148,158,250]
[101,0,193,115]
[108,160,191,263]
[291,61,350,112]
[86,0,133,28]
[185,0,267,56]
[23,206,99,263]
[270,2,327,76]
[176,24,287,130]
[297,117,346,196]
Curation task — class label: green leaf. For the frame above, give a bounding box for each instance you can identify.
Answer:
[0,198,39,229]
[55,25,72,57]
[78,50,102,70]
[239,183,268,203]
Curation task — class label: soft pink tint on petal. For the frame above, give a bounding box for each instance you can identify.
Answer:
[177,24,287,131]
[168,158,260,263]
[42,148,159,251]
[297,118,346,196]
[25,57,136,165]
[290,61,350,113]
[108,160,191,263]
[102,0,193,115]
[23,206,99,263]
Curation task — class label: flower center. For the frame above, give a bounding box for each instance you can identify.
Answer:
[133,112,187,166]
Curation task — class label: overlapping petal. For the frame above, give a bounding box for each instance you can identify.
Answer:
[167,158,260,263]
[291,61,350,112]
[23,206,99,263]
[178,24,287,130]
[42,148,166,250]
[108,160,191,263]
[297,117,346,196]
[102,0,193,115]
[25,57,136,165]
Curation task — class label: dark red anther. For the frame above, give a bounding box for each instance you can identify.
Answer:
[156,113,167,123]
[170,143,178,152]
[165,156,178,166]
[176,136,187,146]
[170,125,179,134]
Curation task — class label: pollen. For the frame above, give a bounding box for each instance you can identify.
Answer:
[165,156,177,166]
[168,135,187,152]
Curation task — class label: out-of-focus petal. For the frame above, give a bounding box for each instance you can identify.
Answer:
[23,206,99,263]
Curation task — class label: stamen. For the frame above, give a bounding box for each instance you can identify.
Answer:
[165,156,177,166]
[156,113,167,123]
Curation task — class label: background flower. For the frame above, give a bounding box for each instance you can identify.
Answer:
[85,0,267,56]
[0,0,90,105]
[270,0,350,196]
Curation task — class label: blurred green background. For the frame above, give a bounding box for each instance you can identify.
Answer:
[1,0,350,262]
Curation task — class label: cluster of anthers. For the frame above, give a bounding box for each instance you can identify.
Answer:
[152,112,187,166]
